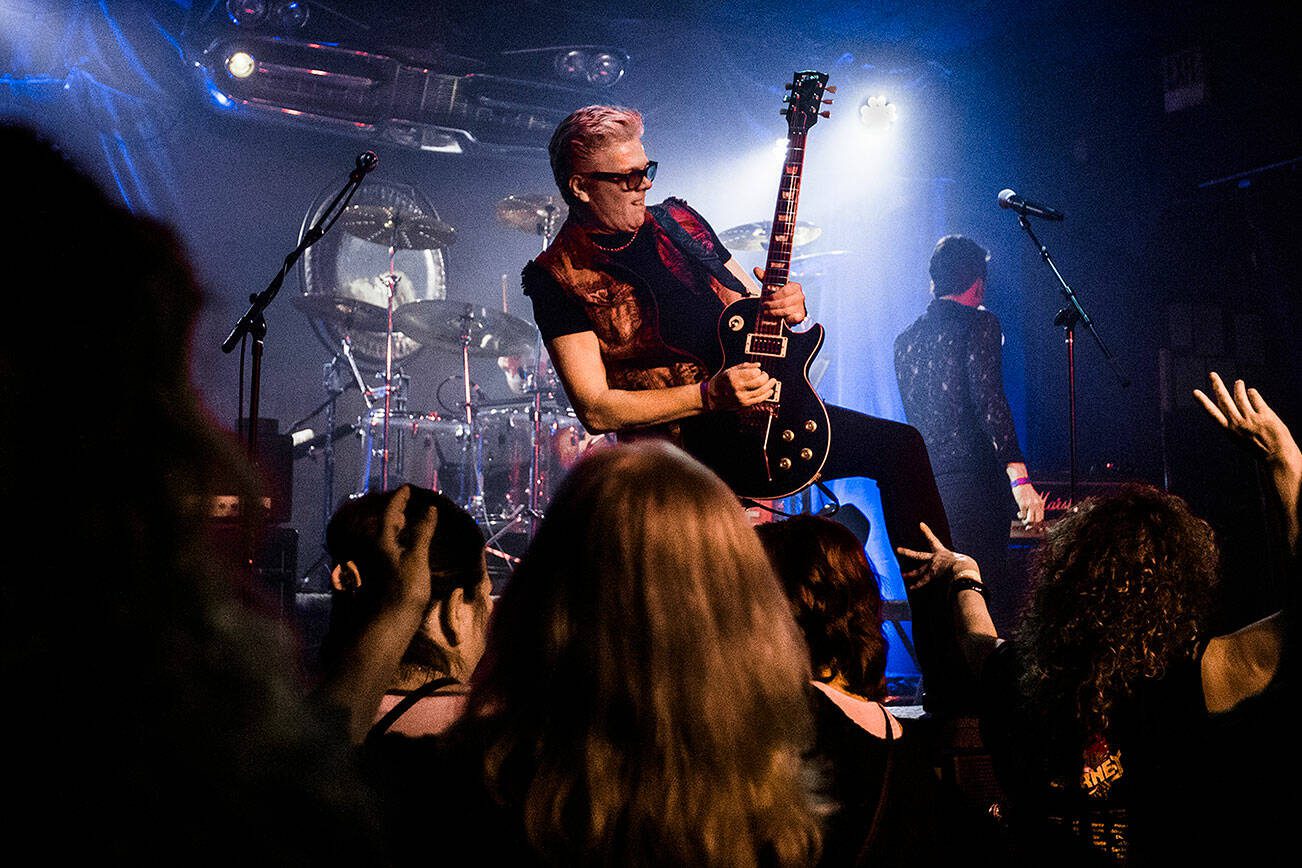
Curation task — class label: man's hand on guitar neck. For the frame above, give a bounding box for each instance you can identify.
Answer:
[752,267,808,326]
[703,362,778,412]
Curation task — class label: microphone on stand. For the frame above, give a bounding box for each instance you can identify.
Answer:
[350,150,379,181]
[998,188,1065,221]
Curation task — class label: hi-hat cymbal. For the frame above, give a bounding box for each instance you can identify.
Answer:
[496,193,568,234]
[293,294,391,332]
[339,204,456,249]
[719,220,822,251]
[394,300,538,357]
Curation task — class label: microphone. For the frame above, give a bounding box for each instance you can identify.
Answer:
[350,150,378,181]
[998,188,1065,221]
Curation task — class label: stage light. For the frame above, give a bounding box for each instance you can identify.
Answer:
[553,49,626,87]
[586,52,624,86]
[555,50,586,82]
[226,0,267,28]
[275,0,309,30]
[225,51,257,79]
[858,94,897,132]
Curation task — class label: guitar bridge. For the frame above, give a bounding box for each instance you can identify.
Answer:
[744,334,787,358]
[765,380,782,403]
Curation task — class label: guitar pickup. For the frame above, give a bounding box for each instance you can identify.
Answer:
[745,334,788,358]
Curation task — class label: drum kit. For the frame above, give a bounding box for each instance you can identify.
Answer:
[292,189,596,569]
[290,191,829,573]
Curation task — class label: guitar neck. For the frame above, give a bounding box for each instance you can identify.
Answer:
[756,131,807,334]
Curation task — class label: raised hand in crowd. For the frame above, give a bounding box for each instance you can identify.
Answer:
[895,521,980,591]
[1194,371,1301,554]
[315,485,439,742]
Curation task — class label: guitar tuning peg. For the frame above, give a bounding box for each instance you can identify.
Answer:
[779,109,789,116]
[820,110,831,118]
[825,85,837,93]
[784,82,793,90]
[822,99,834,104]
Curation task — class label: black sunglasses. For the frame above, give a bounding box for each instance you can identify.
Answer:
[579,161,658,191]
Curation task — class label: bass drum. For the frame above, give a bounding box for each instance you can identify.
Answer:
[473,406,611,516]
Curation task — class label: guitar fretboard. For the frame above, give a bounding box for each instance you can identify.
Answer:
[752,131,807,344]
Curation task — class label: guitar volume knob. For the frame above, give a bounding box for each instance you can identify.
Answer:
[804,420,818,432]
[799,448,813,461]
[781,429,795,442]
[778,457,792,471]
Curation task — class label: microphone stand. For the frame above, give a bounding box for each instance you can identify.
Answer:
[219,151,373,593]
[221,154,374,460]
[1014,214,1129,505]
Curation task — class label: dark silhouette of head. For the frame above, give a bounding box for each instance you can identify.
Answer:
[322,486,489,682]
[0,124,378,860]
[929,234,989,298]
[757,515,889,700]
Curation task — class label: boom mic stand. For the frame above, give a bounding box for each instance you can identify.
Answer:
[222,151,377,460]
[1013,213,1129,504]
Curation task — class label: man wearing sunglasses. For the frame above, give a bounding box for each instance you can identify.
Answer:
[523,105,971,716]
[523,105,801,431]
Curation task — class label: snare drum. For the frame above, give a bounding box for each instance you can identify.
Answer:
[357,408,466,494]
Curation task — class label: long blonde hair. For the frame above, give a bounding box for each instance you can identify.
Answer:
[462,441,820,866]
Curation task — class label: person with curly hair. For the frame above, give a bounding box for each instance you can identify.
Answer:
[897,374,1298,865]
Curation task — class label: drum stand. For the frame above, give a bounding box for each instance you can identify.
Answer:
[379,235,403,491]
[520,211,562,537]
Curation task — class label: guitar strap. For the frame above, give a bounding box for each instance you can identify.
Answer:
[648,203,750,297]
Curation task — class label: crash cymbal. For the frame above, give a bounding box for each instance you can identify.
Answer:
[719,220,822,251]
[394,299,538,358]
[495,193,568,234]
[788,250,855,278]
[339,204,456,249]
[293,294,391,332]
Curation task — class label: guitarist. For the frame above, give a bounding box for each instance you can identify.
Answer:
[523,106,967,713]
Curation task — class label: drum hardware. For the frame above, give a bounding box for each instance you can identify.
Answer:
[719,219,822,251]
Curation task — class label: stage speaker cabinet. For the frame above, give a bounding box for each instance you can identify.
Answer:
[211,417,293,524]
[208,524,299,619]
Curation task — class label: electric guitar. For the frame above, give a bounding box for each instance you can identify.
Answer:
[680,70,833,500]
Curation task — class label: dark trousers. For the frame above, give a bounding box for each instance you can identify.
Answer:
[934,468,1018,633]
[819,405,968,713]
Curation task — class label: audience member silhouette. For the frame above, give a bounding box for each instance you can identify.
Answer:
[758,515,958,866]
[322,487,491,739]
[899,375,1298,865]
[339,442,822,866]
[0,124,383,863]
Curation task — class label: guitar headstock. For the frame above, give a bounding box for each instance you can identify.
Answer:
[781,70,832,134]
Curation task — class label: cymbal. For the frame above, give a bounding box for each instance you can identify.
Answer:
[719,220,822,251]
[788,250,855,278]
[394,299,538,357]
[339,204,456,249]
[495,193,568,234]
[293,294,391,331]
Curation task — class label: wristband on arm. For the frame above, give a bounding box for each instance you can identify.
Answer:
[1010,476,1031,488]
